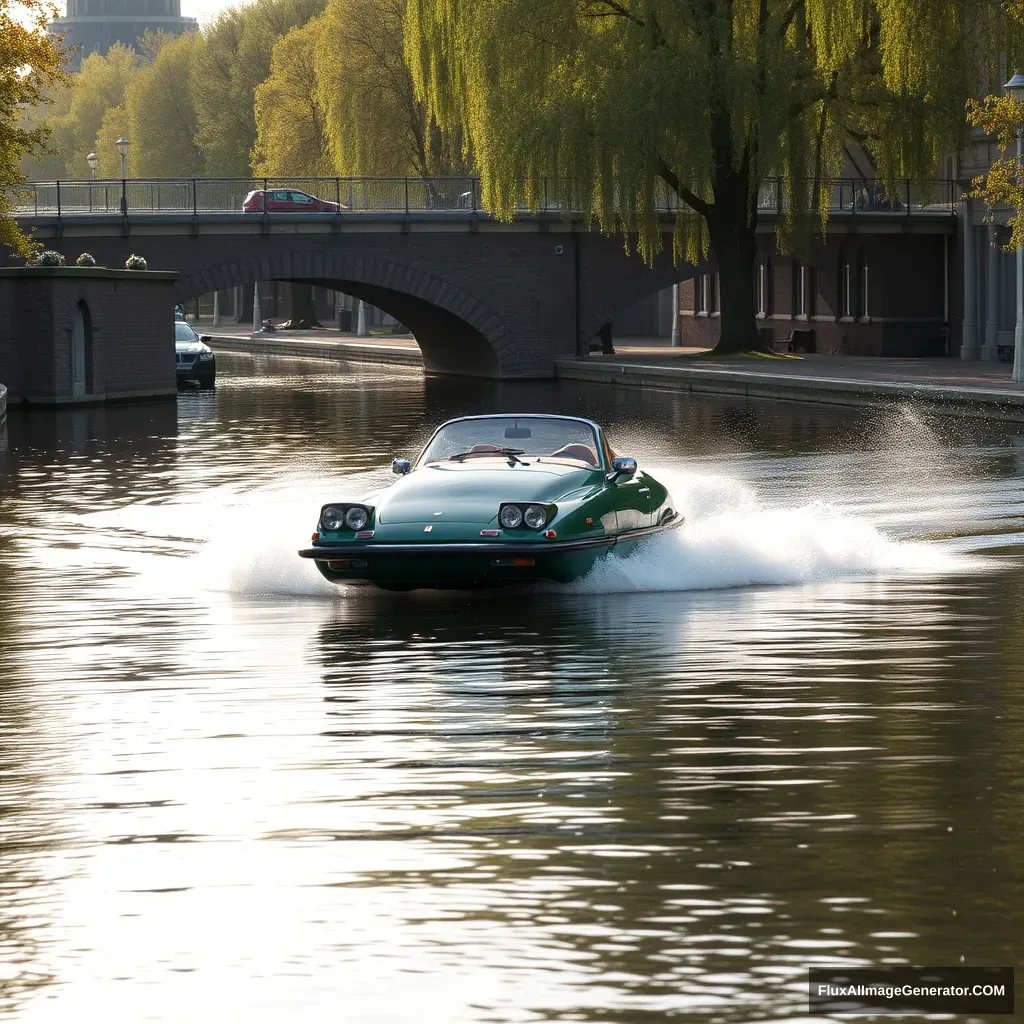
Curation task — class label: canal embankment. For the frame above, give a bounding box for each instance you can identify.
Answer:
[200,322,423,368]
[196,319,1024,421]
[555,352,1024,422]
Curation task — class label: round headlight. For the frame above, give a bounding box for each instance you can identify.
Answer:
[321,506,345,531]
[345,506,369,531]
[499,504,523,529]
[523,504,548,529]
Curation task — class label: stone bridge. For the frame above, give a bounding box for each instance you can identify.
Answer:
[19,209,706,378]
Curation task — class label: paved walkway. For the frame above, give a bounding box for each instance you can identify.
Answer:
[194,318,1024,417]
[194,318,418,349]
[587,337,1021,390]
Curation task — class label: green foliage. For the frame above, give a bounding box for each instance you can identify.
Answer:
[405,0,1023,263]
[190,0,326,177]
[1,0,68,258]
[75,252,97,266]
[126,32,205,176]
[967,95,1024,251]
[32,44,136,180]
[125,253,147,269]
[253,18,332,175]
[94,103,130,177]
[35,250,65,266]
[313,0,469,177]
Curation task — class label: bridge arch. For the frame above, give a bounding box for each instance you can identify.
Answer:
[579,243,709,347]
[178,248,517,378]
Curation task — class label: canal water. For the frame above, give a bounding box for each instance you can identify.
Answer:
[0,353,1022,1022]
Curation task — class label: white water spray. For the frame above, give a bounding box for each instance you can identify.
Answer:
[177,466,966,599]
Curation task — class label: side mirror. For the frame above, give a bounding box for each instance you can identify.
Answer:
[199,335,212,342]
[392,458,412,475]
[608,456,637,482]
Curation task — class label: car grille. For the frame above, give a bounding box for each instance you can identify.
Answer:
[176,353,197,365]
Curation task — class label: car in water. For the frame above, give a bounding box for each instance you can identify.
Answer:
[175,320,216,389]
[298,414,682,590]
[242,188,343,213]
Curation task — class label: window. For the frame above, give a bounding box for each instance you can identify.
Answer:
[290,191,314,204]
[793,259,807,317]
[697,272,712,315]
[857,248,869,318]
[756,258,772,316]
[838,252,852,318]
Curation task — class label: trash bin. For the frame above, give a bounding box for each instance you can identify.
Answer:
[339,309,353,332]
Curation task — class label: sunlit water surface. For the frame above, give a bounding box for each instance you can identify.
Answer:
[1,354,1023,1023]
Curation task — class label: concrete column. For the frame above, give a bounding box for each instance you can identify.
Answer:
[670,283,681,346]
[252,281,261,334]
[983,224,1000,360]
[961,212,977,358]
[212,290,220,328]
[357,299,368,337]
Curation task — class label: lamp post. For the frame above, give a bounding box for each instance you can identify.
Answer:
[116,136,129,215]
[87,152,98,212]
[1005,74,1024,384]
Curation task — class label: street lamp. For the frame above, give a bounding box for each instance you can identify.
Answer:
[115,136,129,178]
[86,151,98,212]
[1005,73,1024,384]
[115,136,129,215]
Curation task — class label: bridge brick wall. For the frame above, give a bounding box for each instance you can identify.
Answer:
[23,219,701,378]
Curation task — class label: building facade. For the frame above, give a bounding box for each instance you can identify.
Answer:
[678,216,955,356]
[49,0,197,70]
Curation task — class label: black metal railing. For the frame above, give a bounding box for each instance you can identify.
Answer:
[12,176,960,217]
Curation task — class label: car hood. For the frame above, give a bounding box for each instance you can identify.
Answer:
[376,461,601,524]
[176,341,211,356]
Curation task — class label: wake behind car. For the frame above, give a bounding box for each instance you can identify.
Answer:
[299,414,683,590]
[175,321,216,389]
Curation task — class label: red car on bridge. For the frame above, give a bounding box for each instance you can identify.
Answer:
[242,188,344,213]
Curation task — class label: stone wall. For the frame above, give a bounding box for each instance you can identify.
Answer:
[0,268,178,405]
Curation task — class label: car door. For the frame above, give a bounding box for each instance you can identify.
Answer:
[267,189,292,212]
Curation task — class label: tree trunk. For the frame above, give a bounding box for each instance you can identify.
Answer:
[278,282,323,330]
[706,199,763,355]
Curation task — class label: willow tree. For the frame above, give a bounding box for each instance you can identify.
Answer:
[406,0,1021,353]
[189,0,325,177]
[314,0,469,177]
[253,18,333,176]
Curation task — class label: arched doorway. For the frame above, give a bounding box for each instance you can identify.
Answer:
[71,301,91,399]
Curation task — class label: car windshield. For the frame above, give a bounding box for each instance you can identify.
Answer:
[418,416,603,468]
[175,322,198,343]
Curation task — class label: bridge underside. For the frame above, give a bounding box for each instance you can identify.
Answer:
[292,278,498,378]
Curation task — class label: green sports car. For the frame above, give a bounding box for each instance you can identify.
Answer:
[298,414,683,590]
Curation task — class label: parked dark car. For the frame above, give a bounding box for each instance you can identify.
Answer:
[176,321,216,389]
[242,189,343,213]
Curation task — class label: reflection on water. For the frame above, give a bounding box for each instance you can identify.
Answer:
[0,354,1022,1022]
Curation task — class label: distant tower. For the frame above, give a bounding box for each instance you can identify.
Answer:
[49,0,198,71]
